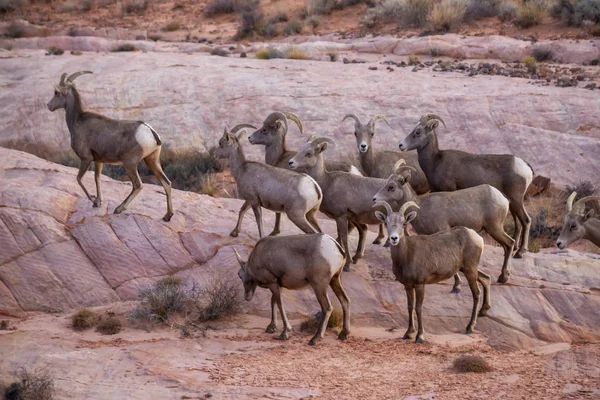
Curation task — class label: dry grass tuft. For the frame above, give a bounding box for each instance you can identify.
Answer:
[163,21,182,32]
[4,368,55,400]
[300,308,343,332]
[430,0,467,32]
[286,46,310,59]
[514,1,546,28]
[193,277,244,322]
[96,316,122,335]
[452,355,494,373]
[136,276,187,319]
[72,309,97,331]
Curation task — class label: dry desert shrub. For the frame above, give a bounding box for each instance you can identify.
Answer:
[515,0,546,27]
[452,355,494,373]
[430,0,467,32]
[300,308,343,332]
[3,368,55,400]
[96,316,122,335]
[71,309,97,331]
[193,277,244,322]
[361,0,434,28]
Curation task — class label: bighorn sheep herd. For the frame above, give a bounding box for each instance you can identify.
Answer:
[48,71,598,345]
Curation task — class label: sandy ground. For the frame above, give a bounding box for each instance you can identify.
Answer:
[1,306,599,399]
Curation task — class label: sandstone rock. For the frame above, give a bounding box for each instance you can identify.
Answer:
[0,148,599,351]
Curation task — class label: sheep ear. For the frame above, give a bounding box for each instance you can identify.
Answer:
[398,174,409,185]
[583,209,594,221]
[425,119,439,131]
[316,142,328,153]
[405,211,417,224]
[374,211,387,223]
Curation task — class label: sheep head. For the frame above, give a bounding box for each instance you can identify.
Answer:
[399,113,446,152]
[288,136,335,171]
[215,124,257,158]
[47,71,92,111]
[374,200,419,246]
[343,114,390,154]
[233,248,256,301]
[248,111,303,146]
[372,160,416,204]
[556,192,600,249]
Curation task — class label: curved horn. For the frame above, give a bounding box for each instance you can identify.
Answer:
[373,200,393,217]
[420,113,447,129]
[66,70,93,83]
[58,73,67,86]
[312,137,336,148]
[233,248,245,268]
[231,124,257,134]
[263,111,288,134]
[368,114,390,131]
[566,191,577,213]
[399,201,419,217]
[342,114,362,129]
[392,159,416,178]
[572,195,600,215]
[284,112,303,134]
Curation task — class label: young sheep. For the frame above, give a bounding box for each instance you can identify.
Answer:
[215,126,322,238]
[247,111,362,237]
[232,233,350,346]
[373,161,515,284]
[399,114,533,258]
[342,114,429,194]
[375,201,491,343]
[289,136,396,270]
[47,71,174,221]
[556,192,600,249]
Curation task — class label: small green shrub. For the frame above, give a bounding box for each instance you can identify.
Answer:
[258,21,278,37]
[523,55,537,72]
[255,47,286,59]
[465,0,500,20]
[308,15,321,27]
[111,43,138,52]
[123,0,148,13]
[430,0,467,32]
[429,46,442,56]
[6,22,24,38]
[498,1,516,21]
[361,0,434,28]
[453,355,493,373]
[514,1,546,28]
[137,276,187,319]
[0,320,8,330]
[300,309,343,332]
[72,309,97,331]
[286,46,310,59]
[306,0,337,15]
[71,50,83,55]
[205,0,235,15]
[46,46,64,56]
[3,368,55,400]
[283,20,303,36]
[96,316,122,335]
[234,8,265,40]
[163,21,181,31]
[408,53,420,65]
[269,10,289,23]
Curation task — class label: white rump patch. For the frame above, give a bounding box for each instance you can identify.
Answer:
[135,124,158,158]
[320,234,345,268]
[514,157,533,187]
[300,174,323,203]
[349,165,363,176]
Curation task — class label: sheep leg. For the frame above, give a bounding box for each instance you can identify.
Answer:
[414,284,426,343]
[92,161,103,208]
[269,285,291,340]
[231,200,251,237]
[268,213,282,236]
[372,224,386,245]
[335,217,351,271]
[464,271,481,334]
[329,272,351,341]
[511,210,523,254]
[512,203,531,259]
[252,205,264,238]
[76,158,94,203]
[450,274,462,294]
[402,285,416,340]
[486,225,515,284]
[144,150,174,222]
[308,285,332,346]
[477,270,492,317]
[352,223,367,264]
[287,210,318,234]
[265,293,278,333]
[114,163,143,214]
[337,220,355,243]
[306,208,322,233]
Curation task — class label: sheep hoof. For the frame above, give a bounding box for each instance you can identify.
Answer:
[268,230,280,237]
[478,308,489,317]
[383,241,391,248]
[265,324,277,333]
[402,331,415,340]
[372,238,383,245]
[277,332,289,341]
[465,326,475,334]
[308,339,317,346]
[343,265,350,272]
[450,287,461,294]
[497,275,509,284]
[229,231,239,238]
[91,197,102,208]
[414,336,425,344]
[513,249,526,258]
[162,213,173,222]
[352,255,362,264]
[113,208,123,215]
[338,329,349,341]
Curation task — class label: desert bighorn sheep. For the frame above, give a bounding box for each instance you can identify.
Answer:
[375,201,491,343]
[342,114,429,194]
[289,136,396,270]
[556,192,600,249]
[373,161,515,284]
[232,233,350,345]
[248,111,362,237]
[47,71,174,221]
[215,125,322,238]
[399,113,533,258]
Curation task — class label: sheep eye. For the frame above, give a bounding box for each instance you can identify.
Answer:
[388,185,394,192]
[370,133,374,137]
[415,130,421,136]
[570,224,577,230]
[54,90,58,95]
[354,132,357,137]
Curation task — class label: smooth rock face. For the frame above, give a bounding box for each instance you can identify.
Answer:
[1,147,599,351]
[0,50,599,187]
